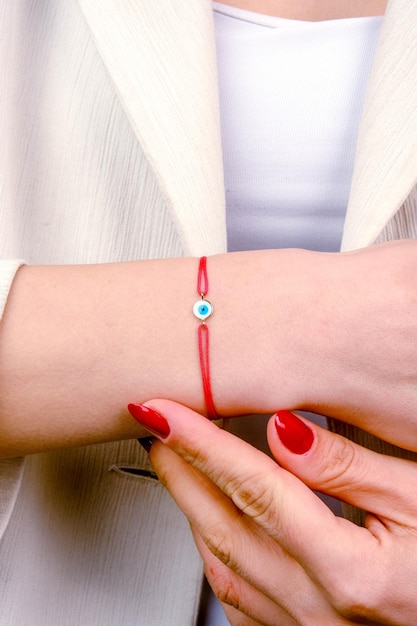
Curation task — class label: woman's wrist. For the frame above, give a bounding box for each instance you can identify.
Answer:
[295,240,417,452]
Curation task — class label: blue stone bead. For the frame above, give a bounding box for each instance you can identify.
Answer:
[193,299,213,320]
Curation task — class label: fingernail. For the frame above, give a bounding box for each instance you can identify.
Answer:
[128,404,170,439]
[137,436,156,453]
[274,410,314,454]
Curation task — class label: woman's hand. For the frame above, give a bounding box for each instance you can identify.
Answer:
[209,239,417,453]
[299,238,417,452]
[129,400,417,625]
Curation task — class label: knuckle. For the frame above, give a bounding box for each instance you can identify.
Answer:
[329,567,385,622]
[178,438,223,483]
[317,435,365,493]
[204,520,236,570]
[180,438,209,470]
[229,470,279,526]
[209,570,242,611]
[203,543,244,612]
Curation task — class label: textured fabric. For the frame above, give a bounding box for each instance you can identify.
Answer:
[0,261,24,319]
[341,0,417,250]
[78,0,227,257]
[0,263,26,546]
[0,445,203,625]
[0,458,25,541]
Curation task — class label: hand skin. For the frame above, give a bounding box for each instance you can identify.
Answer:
[1,239,417,456]
[306,239,417,451]
[143,399,417,626]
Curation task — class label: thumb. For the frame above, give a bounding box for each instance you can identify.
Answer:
[266,410,417,525]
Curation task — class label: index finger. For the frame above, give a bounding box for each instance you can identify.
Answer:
[129,400,373,577]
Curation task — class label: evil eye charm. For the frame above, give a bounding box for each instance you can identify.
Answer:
[193,299,213,321]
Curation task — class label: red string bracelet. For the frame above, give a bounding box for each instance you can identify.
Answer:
[193,256,217,420]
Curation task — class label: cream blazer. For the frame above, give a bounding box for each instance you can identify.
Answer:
[0,0,417,623]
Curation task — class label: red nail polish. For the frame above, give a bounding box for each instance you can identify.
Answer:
[128,404,170,439]
[274,410,314,454]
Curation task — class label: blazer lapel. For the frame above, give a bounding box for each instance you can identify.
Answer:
[78,0,227,256]
[342,0,417,251]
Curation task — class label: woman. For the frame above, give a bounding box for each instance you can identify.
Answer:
[1,0,416,623]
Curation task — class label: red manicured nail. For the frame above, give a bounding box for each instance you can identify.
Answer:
[274,410,314,454]
[128,404,170,439]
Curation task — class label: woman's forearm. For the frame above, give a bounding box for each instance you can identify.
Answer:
[0,251,316,457]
